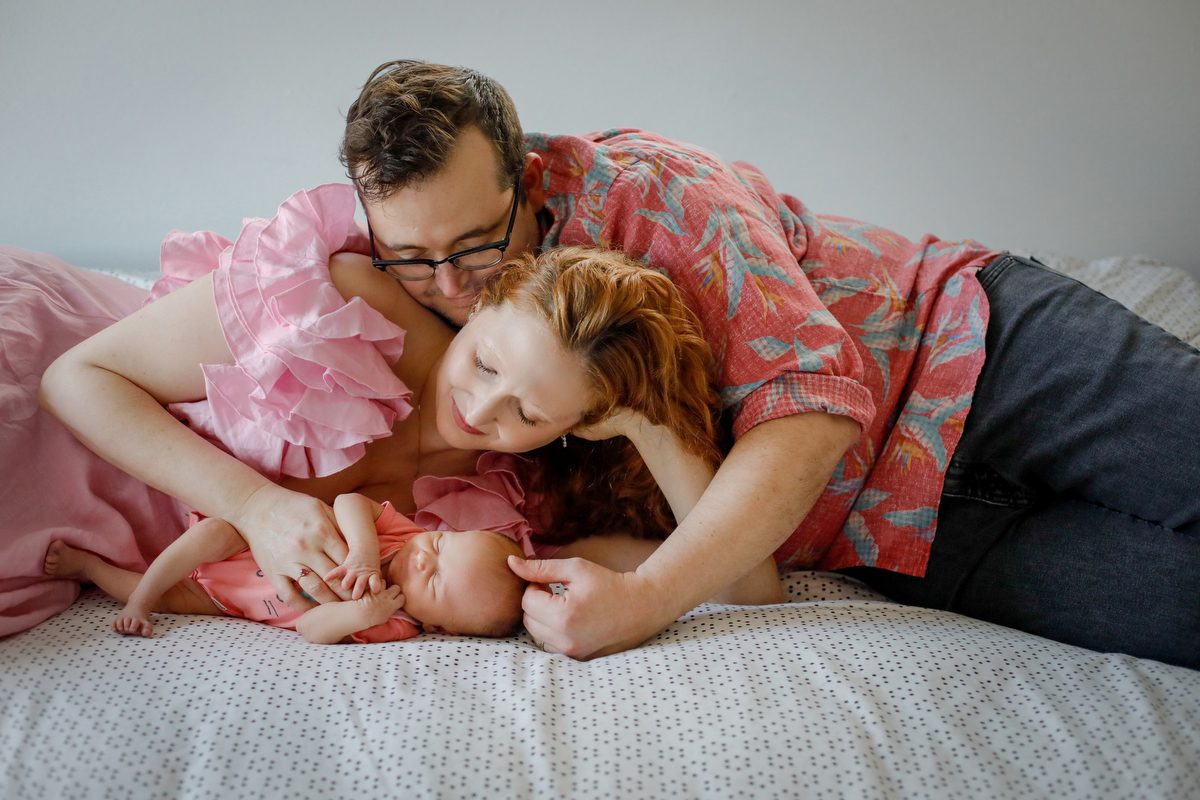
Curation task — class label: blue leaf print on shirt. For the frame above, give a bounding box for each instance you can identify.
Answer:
[854,275,921,398]
[811,273,872,307]
[694,205,793,319]
[925,294,986,371]
[883,507,938,542]
[892,391,972,471]
[632,162,714,237]
[820,218,884,259]
[747,336,792,361]
[854,489,891,511]
[793,341,843,372]
[720,380,768,408]
[844,511,879,566]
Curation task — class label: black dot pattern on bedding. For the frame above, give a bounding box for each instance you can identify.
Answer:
[0,583,1197,800]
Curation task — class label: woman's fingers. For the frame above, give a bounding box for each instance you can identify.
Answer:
[294,559,342,604]
[271,575,316,612]
[234,486,352,603]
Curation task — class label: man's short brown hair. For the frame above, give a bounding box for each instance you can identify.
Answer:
[340,60,526,203]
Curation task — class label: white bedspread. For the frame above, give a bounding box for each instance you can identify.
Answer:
[2,254,1198,799]
[3,575,1198,800]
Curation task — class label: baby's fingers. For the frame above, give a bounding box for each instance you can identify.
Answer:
[325,564,347,582]
[369,573,384,595]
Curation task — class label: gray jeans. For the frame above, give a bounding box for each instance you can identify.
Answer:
[844,255,1200,669]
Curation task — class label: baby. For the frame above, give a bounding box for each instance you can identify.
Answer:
[43,493,527,644]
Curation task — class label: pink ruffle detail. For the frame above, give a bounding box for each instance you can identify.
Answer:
[154,184,413,480]
[412,452,539,557]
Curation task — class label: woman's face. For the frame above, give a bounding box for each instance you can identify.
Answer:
[435,302,595,453]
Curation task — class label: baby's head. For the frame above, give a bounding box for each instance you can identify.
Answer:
[385,529,526,637]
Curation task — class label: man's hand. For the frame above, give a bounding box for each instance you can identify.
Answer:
[229,484,352,610]
[508,556,676,659]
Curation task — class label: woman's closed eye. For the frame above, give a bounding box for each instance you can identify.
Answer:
[473,354,496,375]
[473,353,538,426]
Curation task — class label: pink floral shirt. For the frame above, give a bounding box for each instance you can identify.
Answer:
[529,130,1001,575]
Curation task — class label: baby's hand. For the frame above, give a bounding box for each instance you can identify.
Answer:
[325,554,383,600]
[354,585,405,627]
[113,606,154,638]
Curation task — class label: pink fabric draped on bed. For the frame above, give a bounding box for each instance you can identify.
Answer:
[0,247,187,635]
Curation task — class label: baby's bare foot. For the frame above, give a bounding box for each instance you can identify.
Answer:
[43,540,93,580]
[113,608,154,638]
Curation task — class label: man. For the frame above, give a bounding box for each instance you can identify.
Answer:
[336,60,994,659]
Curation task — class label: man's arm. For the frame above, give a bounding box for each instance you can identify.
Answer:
[512,410,859,658]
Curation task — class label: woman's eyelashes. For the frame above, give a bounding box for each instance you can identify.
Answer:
[473,353,496,375]
[471,352,538,427]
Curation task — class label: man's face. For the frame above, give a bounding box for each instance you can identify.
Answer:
[361,126,544,327]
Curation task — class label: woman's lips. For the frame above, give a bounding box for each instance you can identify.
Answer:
[452,398,485,435]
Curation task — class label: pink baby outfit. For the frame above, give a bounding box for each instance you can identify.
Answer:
[0,187,537,637]
[191,502,422,642]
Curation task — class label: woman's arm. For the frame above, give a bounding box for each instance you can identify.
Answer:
[38,274,349,608]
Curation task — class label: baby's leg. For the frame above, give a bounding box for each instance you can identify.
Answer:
[114,517,247,637]
[45,540,149,603]
[44,541,221,634]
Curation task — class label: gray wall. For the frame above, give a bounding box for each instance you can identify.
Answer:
[2,0,1197,278]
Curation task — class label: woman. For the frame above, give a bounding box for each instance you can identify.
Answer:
[4,183,771,637]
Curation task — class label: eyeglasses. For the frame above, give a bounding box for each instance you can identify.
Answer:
[367,184,521,281]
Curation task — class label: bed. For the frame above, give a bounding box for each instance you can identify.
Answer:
[2,253,1198,800]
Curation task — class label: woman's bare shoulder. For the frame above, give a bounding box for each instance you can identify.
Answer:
[327,252,455,360]
[328,252,411,324]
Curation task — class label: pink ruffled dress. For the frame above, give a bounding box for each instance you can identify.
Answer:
[0,184,539,637]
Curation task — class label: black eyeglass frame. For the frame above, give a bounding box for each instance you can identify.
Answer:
[366,183,521,281]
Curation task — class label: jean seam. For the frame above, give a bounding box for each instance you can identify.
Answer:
[1074,494,1183,536]
[975,253,1015,291]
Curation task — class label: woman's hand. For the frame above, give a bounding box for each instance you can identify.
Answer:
[507,555,678,659]
[228,484,352,610]
[571,407,649,442]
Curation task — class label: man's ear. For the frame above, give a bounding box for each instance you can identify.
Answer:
[521,152,546,212]
[422,623,445,634]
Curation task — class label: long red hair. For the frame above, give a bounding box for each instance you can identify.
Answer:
[476,246,722,542]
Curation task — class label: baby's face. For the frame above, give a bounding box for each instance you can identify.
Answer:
[386,530,518,634]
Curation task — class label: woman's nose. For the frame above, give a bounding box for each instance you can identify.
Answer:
[464,391,501,428]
